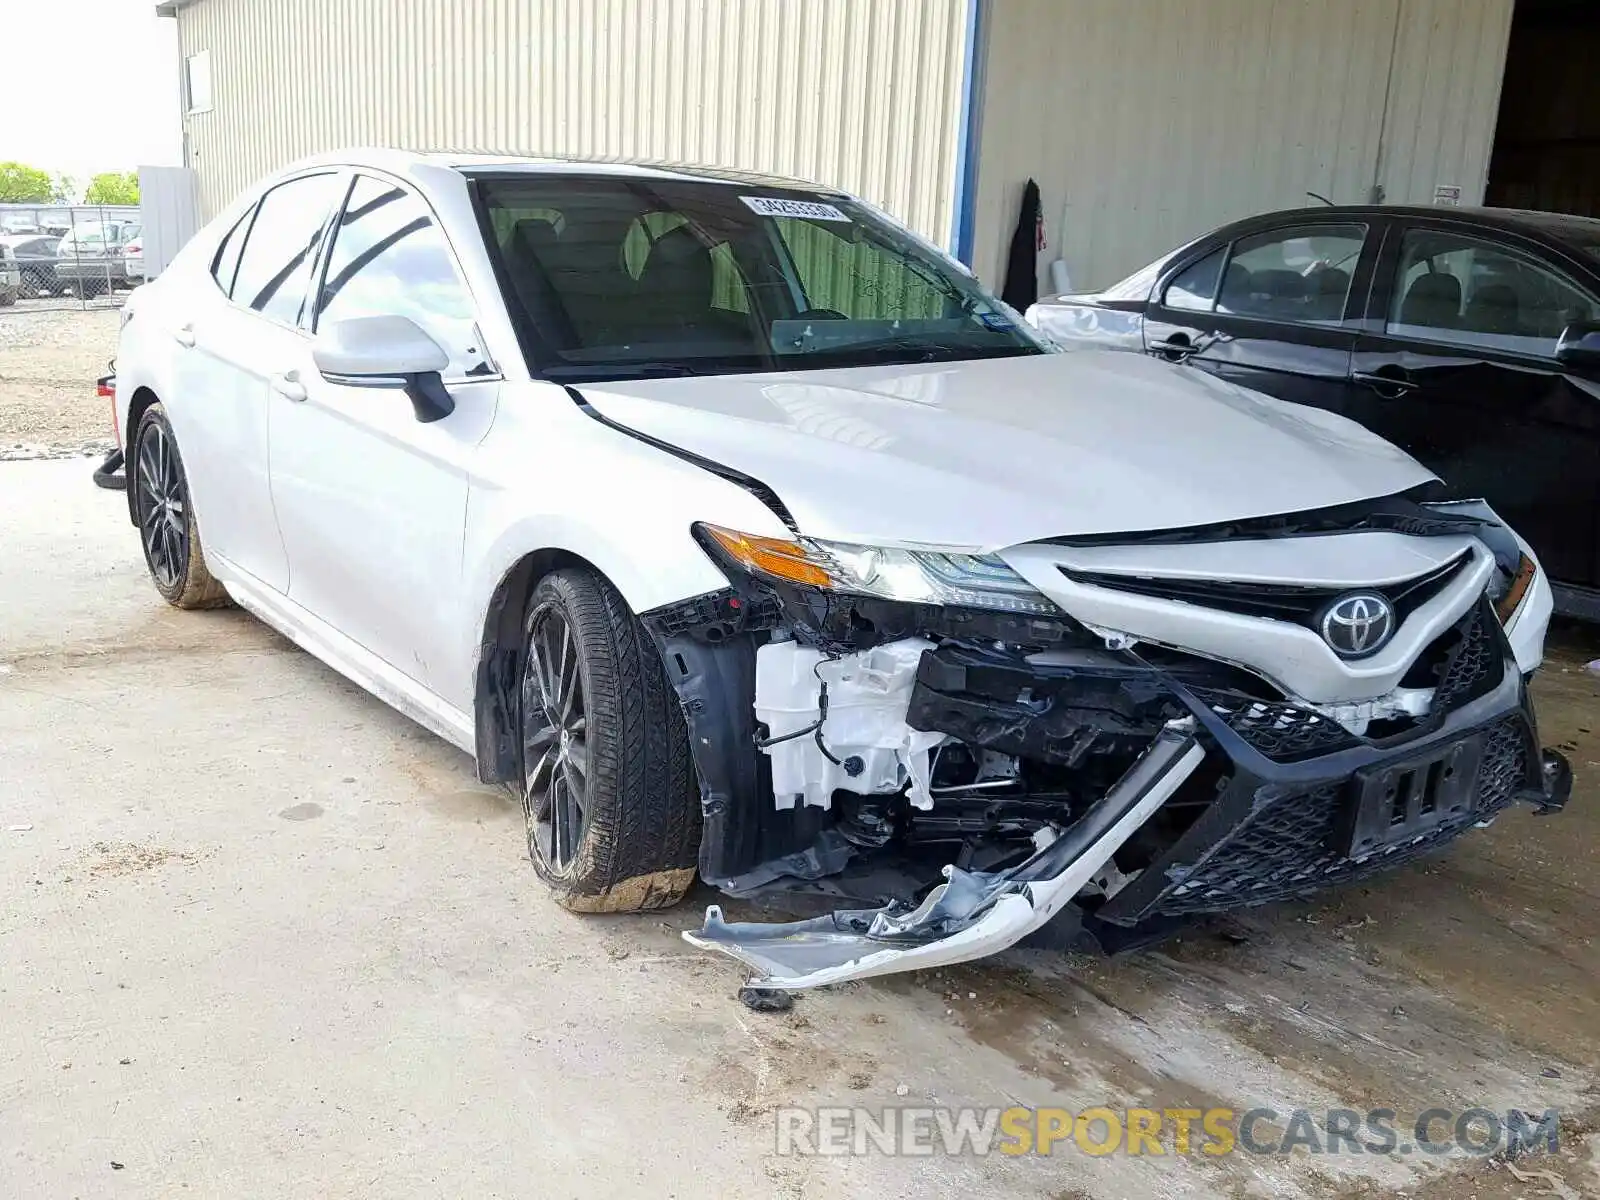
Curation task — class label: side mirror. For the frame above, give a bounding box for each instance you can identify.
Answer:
[1555,321,1600,370]
[312,314,455,423]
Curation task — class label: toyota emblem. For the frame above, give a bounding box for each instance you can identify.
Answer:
[1318,592,1396,658]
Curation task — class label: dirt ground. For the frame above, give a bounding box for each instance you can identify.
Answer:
[2,458,1598,1199]
[0,303,121,459]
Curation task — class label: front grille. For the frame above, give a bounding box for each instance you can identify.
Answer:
[1431,600,1502,712]
[1064,554,1469,627]
[1189,689,1359,761]
[1148,716,1529,917]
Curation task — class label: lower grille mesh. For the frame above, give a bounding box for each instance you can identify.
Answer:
[1150,716,1529,916]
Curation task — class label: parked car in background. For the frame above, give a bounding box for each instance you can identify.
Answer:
[108,151,1568,988]
[0,245,18,305]
[1028,206,1600,617]
[0,234,62,297]
[123,232,145,284]
[56,220,139,296]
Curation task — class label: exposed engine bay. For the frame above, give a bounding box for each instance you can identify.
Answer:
[642,491,1571,989]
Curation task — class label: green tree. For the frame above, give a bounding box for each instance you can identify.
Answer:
[50,174,77,204]
[0,162,53,203]
[84,171,139,206]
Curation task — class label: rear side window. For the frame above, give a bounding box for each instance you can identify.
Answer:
[314,174,485,377]
[1162,248,1224,311]
[1162,225,1365,326]
[210,208,252,296]
[230,173,344,326]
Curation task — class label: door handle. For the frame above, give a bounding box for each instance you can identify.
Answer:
[270,370,307,402]
[1149,337,1199,359]
[1149,331,1230,360]
[1350,368,1418,394]
[173,323,196,348]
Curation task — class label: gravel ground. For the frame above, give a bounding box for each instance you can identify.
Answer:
[0,303,122,460]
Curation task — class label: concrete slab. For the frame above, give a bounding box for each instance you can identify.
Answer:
[2,458,1597,1198]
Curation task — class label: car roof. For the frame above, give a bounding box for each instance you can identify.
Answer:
[1232,203,1600,248]
[286,146,841,197]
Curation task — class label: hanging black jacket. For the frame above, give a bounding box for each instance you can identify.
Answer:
[1000,178,1041,311]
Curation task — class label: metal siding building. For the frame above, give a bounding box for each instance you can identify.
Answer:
[164,0,1519,290]
[970,0,1514,290]
[170,0,968,244]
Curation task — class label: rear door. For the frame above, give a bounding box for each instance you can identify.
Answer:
[169,171,347,593]
[1350,222,1600,589]
[1143,219,1380,415]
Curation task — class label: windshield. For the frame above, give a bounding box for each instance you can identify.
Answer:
[474,173,1045,379]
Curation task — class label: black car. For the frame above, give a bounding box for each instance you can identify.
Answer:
[0,234,63,298]
[1030,206,1600,616]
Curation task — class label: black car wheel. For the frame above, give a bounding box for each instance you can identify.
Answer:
[519,568,700,912]
[18,266,46,298]
[132,404,229,609]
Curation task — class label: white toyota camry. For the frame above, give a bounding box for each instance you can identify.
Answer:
[114,149,1569,989]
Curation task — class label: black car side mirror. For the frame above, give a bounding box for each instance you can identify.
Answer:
[1555,321,1600,369]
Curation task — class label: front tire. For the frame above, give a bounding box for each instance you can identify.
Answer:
[132,403,229,609]
[519,568,700,912]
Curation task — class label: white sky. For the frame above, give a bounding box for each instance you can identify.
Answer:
[0,0,182,183]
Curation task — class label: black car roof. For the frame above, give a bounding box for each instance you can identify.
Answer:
[1238,204,1600,250]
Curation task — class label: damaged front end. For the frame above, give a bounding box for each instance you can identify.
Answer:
[644,507,1570,989]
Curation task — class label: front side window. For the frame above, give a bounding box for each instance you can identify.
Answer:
[1387,230,1600,358]
[315,174,485,377]
[229,173,343,327]
[475,174,1044,380]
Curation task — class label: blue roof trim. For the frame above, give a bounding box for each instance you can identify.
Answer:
[950,0,988,266]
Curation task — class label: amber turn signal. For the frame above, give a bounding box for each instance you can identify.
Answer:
[700,525,834,589]
[1495,554,1536,624]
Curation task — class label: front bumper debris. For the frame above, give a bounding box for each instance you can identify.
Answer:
[684,722,1204,988]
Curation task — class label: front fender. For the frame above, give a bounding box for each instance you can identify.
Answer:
[458,385,795,774]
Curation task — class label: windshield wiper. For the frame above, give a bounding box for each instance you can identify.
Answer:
[822,335,1039,362]
[539,362,707,381]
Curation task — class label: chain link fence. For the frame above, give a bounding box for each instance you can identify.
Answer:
[0,203,142,315]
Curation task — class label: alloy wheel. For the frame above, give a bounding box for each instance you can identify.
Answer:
[521,604,590,870]
[136,422,187,589]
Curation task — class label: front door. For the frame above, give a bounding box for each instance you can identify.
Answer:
[268,172,499,707]
[1350,223,1600,589]
[1143,220,1378,418]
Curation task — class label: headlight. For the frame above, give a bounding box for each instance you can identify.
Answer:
[699,524,1058,615]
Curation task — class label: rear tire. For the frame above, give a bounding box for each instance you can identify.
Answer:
[519,568,700,912]
[132,403,229,609]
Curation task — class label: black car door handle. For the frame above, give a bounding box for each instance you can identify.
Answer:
[1350,369,1418,393]
[1150,332,1229,359]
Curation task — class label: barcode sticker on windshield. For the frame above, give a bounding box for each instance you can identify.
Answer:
[740,195,852,223]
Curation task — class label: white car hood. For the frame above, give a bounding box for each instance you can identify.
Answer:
[576,351,1435,550]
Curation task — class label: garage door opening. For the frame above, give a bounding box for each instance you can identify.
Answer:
[1485,0,1600,217]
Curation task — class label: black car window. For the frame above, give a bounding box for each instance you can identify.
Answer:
[1159,226,1364,325]
[230,173,344,326]
[316,174,486,377]
[1387,230,1600,359]
[1162,248,1225,311]
[210,207,253,297]
[1216,225,1365,324]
